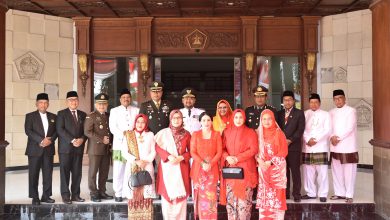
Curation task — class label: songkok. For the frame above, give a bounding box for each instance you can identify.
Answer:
[66,91,78,99]
[181,87,196,98]
[282,90,295,99]
[252,85,268,96]
[309,93,321,102]
[36,93,49,101]
[120,88,131,97]
[333,89,345,97]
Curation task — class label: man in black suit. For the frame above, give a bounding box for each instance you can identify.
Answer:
[276,90,305,202]
[24,93,57,205]
[56,91,87,204]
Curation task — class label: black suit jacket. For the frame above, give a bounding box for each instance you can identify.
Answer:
[24,111,57,157]
[277,107,305,152]
[56,108,87,154]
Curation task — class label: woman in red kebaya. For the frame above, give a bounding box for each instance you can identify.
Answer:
[191,112,222,220]
[220,109,259,220]
[256,109,288,220]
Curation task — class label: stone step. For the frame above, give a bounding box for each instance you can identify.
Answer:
[2,202,382,220]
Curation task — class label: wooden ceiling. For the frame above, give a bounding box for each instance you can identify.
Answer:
[6,0,372,18]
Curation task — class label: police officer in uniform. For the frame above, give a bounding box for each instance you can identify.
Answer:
[139,81,172,134]
[84,93,113,202]
[245,85,277,129]
[179,87,204,134]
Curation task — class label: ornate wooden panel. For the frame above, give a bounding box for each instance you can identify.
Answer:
[152,18,242,55]
[74,17,91,54]
[258,18,302,55]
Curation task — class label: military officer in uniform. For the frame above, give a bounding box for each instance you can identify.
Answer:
[139,81,172,134]
[245,85,277,129]
[84,93,113,202]
[179,87,204,134]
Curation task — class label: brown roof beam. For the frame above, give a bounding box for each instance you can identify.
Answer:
[30,0,55,15]
[101,0,119,17]
[341,0,363,13]
[309,0,323,13]
[137,0,151,16]
[64,0,88,17]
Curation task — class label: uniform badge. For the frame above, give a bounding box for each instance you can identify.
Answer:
[154,82,158,87]
[162,105,169,113]
[249,112,254,115]
[101,95,104,99]
[51,119,55,123]
[249,119,252,122]
[149,115,153,119]
[99,125,104,129]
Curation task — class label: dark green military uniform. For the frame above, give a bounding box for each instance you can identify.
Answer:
[139,81,173,134]
[84,93,113,201]
[245,85,277,129]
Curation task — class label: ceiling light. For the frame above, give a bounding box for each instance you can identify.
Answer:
[227,2,234,6]
[157,2,163,6]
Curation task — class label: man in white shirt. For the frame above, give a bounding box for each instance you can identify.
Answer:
[301,93,331,203]
[179,87,204,134]
[329,89,359,203]
[109,88,139,202]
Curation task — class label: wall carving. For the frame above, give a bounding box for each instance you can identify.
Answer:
[208,32,239,48]
[354,99,373,130]
[155,31,239,49]
[13,52,44,81]
[155,32,186,48]
[334,66,347,83]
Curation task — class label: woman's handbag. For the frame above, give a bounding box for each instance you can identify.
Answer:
[129,169,152,188]
[222,165,244,179]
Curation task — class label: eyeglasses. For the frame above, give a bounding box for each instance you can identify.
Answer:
[218,106,227,109]
[171,116,182,120]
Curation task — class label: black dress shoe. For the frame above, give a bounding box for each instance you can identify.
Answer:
[32,198,40,205]
[41,197,55,203]
[294,197,301,202]
[71,196,85,202]
[115,196,123,202]
[100,192,114,200]
[62,197,72,204]
[91,196,101,202]
[301,195,317,200]
[320,197,327,202]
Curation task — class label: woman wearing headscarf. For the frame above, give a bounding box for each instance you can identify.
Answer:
[155,110,192,220]
[190,112,222,220]
[122,114,156,219]
[213,100,233,135]
[220,109,259,220]
[256,109,288,220]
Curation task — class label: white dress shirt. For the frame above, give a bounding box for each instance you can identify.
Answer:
[180,107,204,134]
[39,112,49,137]
[302,109,331,153]
[329,104,358,153]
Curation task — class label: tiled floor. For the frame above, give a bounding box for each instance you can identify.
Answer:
[6,166,374,204]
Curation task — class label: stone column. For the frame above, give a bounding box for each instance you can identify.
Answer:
[0,0,9,206]
[369,0,390,219]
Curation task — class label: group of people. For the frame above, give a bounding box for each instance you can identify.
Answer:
[24,80,358,220]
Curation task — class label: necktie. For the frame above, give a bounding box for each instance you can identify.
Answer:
[188,109,191,117]
[284,109,290,125]
[156,102,160,109]
[71,110,78,125]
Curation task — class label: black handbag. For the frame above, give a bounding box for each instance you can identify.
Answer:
[222,166,244,179]
[128,170,153,188]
